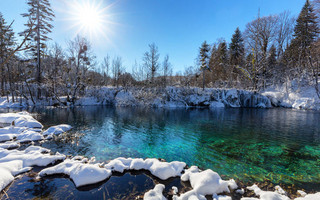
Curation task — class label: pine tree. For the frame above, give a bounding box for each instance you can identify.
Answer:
[267,45,278,84]
[292,0,319,68]
[229,27,244,66]
[22,0,55,99]
[0,13,15,96]
[199,41,210,90]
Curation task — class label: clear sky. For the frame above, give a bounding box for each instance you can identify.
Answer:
[0,0,305,73]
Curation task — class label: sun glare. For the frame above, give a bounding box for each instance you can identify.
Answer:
[64,0,117,44]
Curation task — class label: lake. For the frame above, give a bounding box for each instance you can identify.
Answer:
[1,106,320,198]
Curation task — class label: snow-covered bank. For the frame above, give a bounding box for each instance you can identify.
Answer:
[0,111,319,200]
[262,80,320,110]
[0,87,272,109]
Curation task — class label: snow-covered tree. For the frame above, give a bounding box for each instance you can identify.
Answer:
[22,0,55,98]
[199,41,210,90]
[0,13,15,96]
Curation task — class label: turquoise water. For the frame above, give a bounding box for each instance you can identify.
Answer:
[26,106,320,189]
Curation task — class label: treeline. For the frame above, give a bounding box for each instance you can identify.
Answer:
[0,0,320,104]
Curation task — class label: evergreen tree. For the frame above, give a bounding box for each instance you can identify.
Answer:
[229,27,244,66]
[267,45,278,84]
[292,0,319,68]
[22,0,55,98]
[217,41,228,64]
[199,41,210,90]
[0,13,15,96]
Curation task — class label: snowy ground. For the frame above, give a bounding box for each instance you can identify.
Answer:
[262,80,320,110]
[0,111,319,200]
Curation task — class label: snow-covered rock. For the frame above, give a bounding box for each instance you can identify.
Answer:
[181,166,231,195]
[209,101,225,108]
[246,184,290,200]
[0,141,20,149]
[14,116,43,129]
[43,124,72,136]
[104,157,186,180]
[16,130,44,143]
[0,160,31,191]
[0,146,65,167]
[295,192,320,200]
[39,159,112,187]
[144,184,166,200]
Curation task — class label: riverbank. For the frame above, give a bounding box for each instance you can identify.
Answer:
[1,87,272,109]
[0,111,320,200]
[1,85,319,111]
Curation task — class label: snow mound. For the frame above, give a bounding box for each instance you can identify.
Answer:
[295,192,320,200]
[16,130,44,143]
[0,146,65,167]
[0,160,31,191]
[43,124,72,136]
[144,184,166,200]
[245,184,290,200]
[0,134,16,142]
[209,101,225,108]
[14,116,43,129]
[39,159,112,187]
[0,141,20,149]
[181,166,232,195]
[0,112,31,124]
[104,157,186,180]
[0,126,27,134]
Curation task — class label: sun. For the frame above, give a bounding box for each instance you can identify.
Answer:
[63,0,117,44]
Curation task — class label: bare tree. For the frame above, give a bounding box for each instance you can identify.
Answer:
[275,11,295,58]
[112,56,123,88]
[143,43,160,85]
[245,14,278,90]
[162,54,172,88]
[103,54,110,85]
[67,35,93,103]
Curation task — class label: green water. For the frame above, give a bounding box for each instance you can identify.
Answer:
[22,107,320,188]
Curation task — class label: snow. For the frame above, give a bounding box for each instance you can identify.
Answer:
[262,80,320,110]
[0,141,20,149]
[246,184,290,200]
[0,146,65,167]
[0,134,16,142]
[209,101,225,108]
[173,189,206,200]
[0,87,272,108]
[104,157,186,180]
[0,112,31,124]
[14,116,43,129]
[0,126,27,134]
[0,160,29,191]
[295,192,320,200]
[236,189,245,195]
[39,159,112,187]
[144,184,166,200]
[42,124,72,136]
[297,190,307,197]
[212,195,232,200]
[16,130,44,143]
[172,186,178,195]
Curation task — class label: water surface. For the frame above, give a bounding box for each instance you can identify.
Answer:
[2,106,320,191]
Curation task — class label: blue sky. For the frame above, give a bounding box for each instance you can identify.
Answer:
[0,0,305,73]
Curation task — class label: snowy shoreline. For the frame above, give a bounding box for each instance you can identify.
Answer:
[1,86,319,111]
[0,111,319,200]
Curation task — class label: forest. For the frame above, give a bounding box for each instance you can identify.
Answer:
[0,0,319,105]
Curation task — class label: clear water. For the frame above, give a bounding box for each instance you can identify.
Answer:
[4,106,320,189]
